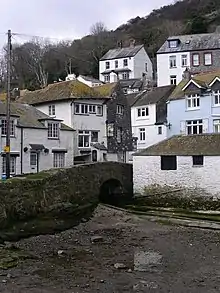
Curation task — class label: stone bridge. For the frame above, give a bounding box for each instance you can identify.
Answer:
[0,162,133,229]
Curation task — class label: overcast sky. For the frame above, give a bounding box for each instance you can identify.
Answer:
[0,0,173,44]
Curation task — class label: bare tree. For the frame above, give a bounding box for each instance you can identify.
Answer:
[90,21,108,35]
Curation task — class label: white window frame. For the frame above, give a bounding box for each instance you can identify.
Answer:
[204,53,212,66]
[186,94,200,110]
[49,104,55,116]
[91,131,98,143]
[181,54,187,67]
[117,105,124,115]
[105,61,110,69]
[137,107,149,118]
[192,54,199,66]
[213,90,220,106]
[122,72,129,80]
[1,119,15,137]
[78,130,90,148]
[53,152,65,168]
[169,40,178,48]
[123,59,128,67]
[96,105,103,116]
[89,105,96,114]
[2,156,16,174]
[186,120,203,135]
[213,119,220,133]
[169,55,176,68]
[139,128,146,141]
[170,75,177,85]
[48,122,59,139]
[104,74,110,83]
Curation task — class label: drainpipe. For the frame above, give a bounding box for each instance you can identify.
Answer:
[20,127,23,174]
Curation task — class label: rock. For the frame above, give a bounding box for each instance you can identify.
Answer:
[91,236,103,243]
[57,250,65,256]
[114,263,127,269]
[2,279,7,283]
[7,273,12,278]
[128,269,132,273]
[100,279,104,283]
[4,242,17,250]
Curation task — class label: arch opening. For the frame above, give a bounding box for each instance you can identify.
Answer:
[99,179,123,205]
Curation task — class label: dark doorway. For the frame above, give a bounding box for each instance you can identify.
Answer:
[92,150,98,162]
[99,179,123,205]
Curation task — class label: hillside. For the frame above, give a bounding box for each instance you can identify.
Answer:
[8,0,220,90]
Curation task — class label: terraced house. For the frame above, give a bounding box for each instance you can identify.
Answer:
[157,32,220,87]
[0,102,74,177]
[19,80,110,164]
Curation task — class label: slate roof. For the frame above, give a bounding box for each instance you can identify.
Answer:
[18,80,108,105]
[100,45,144,61]
[157,33,220,54]
[119,78,143,89]
[134,134,220,156]
[126,93,141,107]
[133,85,175,107]
[0,101,73,131]
[170,70,220,100]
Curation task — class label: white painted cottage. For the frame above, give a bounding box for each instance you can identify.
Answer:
[133,133,220,197]
[0,101,74,177]
[99,41,153,83]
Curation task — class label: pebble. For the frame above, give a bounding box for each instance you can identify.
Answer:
[114,263,127,269]
[91,236,103,243]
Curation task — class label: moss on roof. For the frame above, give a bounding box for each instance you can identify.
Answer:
[170,70,220,100]
[94,83,117,96]
[18,80,107,105]
[134,134,220,156]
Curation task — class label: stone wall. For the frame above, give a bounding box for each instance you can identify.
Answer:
[0,162,133,228]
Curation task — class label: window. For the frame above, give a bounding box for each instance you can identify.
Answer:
[30,152,37,166]
[169,56,176,68]
[169,40,178,48]
[213,90,220,105]
[170,75,177,85]
[115,60,118,68]
[75,104,80,114]
[192,155,203,166]
[116,127,123,143]
[1,119,15,136]
[96,105,103,116]
[107,123,114,137]
[192,54,199,66]
[104,74,110,83]
[2,156,16,174]
[48,122,59,139]
[181,55,188,67]
[105,61,110,69]
[213,119,220,133]
[91,131,98,142]
[204,53,212,66]
[53,152,65,168]
[139,128,146,141]
[48,105,55,116]
[158,126,162,135]
[123,59,128,67]
[117,105,124,115]
[145,63,148,72]
[161,156,177,170]
[78,130,90,147]
[81,104,88,114]
[186,94,200,109]
[137,107,149,117]
[89,105,96,114]
[122,72,129,80]
[186,120,203,135]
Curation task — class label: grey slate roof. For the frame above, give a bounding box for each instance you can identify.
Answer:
[119,78,143,89]
[133,85,175,107]
[157,33,220,54]
[0,102,73,131]
[126,93,141,107]
[134,134,220,156]
[100,45,144,61]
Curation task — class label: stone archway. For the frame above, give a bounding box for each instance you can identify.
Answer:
[99,178,123,205]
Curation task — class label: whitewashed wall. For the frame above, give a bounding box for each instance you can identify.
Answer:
[133,155,220,196]
[134,47,153,81]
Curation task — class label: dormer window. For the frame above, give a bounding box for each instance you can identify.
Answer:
[1,119,15,137]
[168,40,178,48]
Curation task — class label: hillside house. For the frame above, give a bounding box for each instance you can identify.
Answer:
[133,134,220,198]
[0,102,74,177]
[94,82,133,162]
[19,80,110,164]
[131,85,175,150]
[157,33,220,87]
[99,41,153,83]
[167,70,220,137]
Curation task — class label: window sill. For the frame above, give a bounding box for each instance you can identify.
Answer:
[192,165,204,168]
[204,64,212,66]
[48,137,59,140]
[185,108,200,112]
[212,105,220,108]
[136,117,149,120]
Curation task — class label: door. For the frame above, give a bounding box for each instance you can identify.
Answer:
[30,152,39,173]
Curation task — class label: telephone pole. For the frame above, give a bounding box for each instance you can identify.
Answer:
[6,29,12,179]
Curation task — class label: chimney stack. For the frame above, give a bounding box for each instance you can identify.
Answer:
[182,68,191,81]
[117,41,123,48]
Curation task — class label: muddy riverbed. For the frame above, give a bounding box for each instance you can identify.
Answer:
[0,205,220,292]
